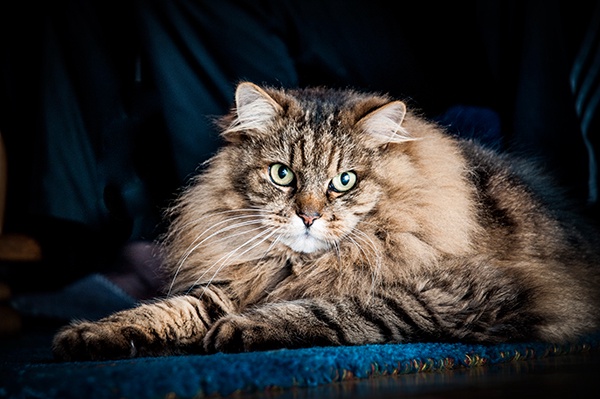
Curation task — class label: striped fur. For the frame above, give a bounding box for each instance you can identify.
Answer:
[53,82,600,361]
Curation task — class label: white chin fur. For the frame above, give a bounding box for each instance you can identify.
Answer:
[283,234,329,253]
[280,219,330,253]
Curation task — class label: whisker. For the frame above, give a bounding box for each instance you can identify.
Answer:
[172,208,267,237]
[186,227,278,296]
[349,228,383,295]
[257,228,284,263]
[167,214,266,296]
[200,227,283,297]
[346,233,372,266]
[203,223,269,245]
[350,228,381,262]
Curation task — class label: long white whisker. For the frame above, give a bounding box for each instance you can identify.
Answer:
[173,223,273,291]
[198,228,281,299]
[170,207,266,236]
[350,228,380,262]
[349,228,383,294]
[208,224,270,245]
[186,227,278,296]
[257,227,284,263]
[346,233,372,266]
[167,214,266,296]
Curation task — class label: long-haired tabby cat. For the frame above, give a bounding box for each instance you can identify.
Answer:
[53,82,600,361]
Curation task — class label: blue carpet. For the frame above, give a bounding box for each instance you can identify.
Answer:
[2,333,599,399]
[3,274,600,398]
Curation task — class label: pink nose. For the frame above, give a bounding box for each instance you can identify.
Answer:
[297,211,321,227]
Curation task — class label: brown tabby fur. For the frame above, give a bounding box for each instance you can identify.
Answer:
[53,82,600,361]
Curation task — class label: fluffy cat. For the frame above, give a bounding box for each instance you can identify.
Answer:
[53,82,600,361]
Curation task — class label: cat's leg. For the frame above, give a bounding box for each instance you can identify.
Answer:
[52,286,235,361]
[203,275,538,353]
[203,298,372,353]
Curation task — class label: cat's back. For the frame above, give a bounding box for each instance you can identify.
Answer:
[378,113,600,274]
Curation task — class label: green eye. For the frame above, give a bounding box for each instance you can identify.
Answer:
[269,163,295,186]
[329,171,357,193]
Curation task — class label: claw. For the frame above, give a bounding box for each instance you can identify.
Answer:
[129,339,137,357]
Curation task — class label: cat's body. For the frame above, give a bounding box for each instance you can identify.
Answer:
[53,82,600,361]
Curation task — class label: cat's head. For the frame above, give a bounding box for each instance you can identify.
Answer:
[215,82,414,254]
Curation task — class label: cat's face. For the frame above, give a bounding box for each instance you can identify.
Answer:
[220,83,413,254]
[264,163,364,253]
[234,123,381,254]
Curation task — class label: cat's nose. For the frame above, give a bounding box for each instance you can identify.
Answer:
[297,211,321,228]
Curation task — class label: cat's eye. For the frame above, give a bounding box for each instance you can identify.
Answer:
[269,163,295,186]
[329,171,357,193]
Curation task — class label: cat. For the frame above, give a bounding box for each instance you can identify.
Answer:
[52,82,600,361]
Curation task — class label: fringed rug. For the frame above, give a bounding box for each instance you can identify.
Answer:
[2,333,599,399]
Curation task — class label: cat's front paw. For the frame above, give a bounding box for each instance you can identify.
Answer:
[203,315,285,353]
[53,321,149,361]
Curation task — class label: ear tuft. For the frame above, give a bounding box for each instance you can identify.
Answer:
[222,82,283,141]
[357,101,413,147]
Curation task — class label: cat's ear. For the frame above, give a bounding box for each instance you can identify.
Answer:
[357,101,413,147]
[222,82,283,142]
